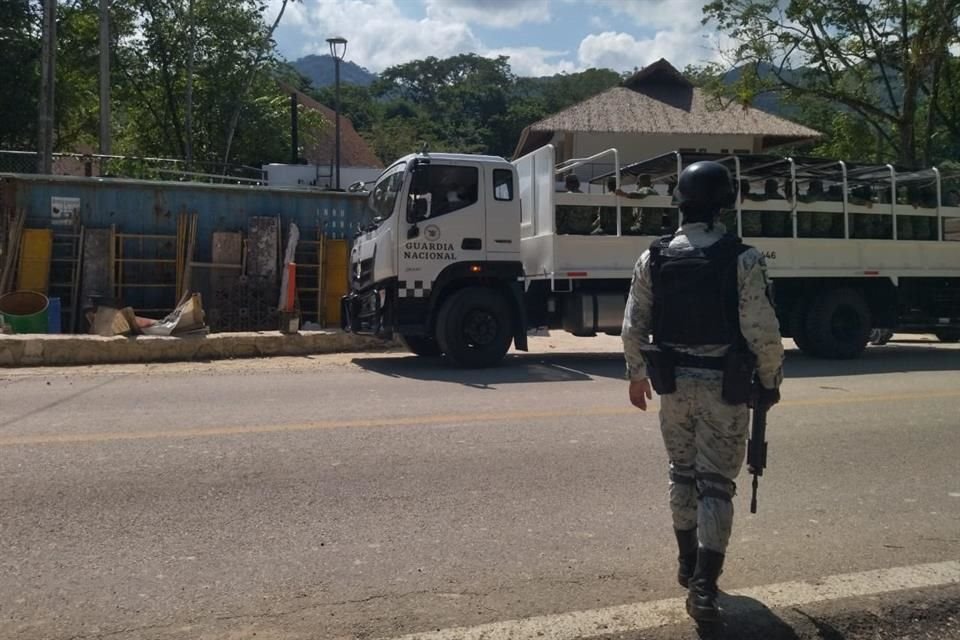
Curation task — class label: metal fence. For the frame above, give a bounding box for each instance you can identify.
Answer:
[0,150,265,184]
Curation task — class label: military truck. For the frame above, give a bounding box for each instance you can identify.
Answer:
[342,146,960,366]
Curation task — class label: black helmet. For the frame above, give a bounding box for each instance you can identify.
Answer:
[673,161,736,212]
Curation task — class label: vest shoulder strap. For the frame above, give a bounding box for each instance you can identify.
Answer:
[648,234,674,259]
[701,233,752,260]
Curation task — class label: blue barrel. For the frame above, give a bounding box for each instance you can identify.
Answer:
[47,297,62,333]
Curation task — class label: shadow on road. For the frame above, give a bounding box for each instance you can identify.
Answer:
[692,594,801,639]
[351,351,626,386]
[352,342,958,386]
[783,343,960,378]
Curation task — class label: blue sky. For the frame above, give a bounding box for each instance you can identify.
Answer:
[270,0,726,77]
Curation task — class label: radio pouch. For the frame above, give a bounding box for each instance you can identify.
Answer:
[642,349,677,395]
[721,348,755,405]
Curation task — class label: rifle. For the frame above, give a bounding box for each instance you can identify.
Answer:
[747,397,769,514]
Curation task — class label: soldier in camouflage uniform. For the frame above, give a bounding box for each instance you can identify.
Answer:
[555,174,595,235]
[622,161,783,623]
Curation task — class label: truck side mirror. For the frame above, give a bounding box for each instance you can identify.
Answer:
[411,197,429,219]
[408,194,431,222]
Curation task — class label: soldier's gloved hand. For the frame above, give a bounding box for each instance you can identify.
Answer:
[754,382,780,408]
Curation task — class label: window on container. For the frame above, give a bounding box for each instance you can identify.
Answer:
[493,169,513,201]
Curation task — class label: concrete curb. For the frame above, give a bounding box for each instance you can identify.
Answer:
[0,331,396,367]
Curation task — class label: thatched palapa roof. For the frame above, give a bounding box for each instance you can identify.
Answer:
[513,59,821,158]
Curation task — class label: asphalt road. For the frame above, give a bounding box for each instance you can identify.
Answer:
[1,335,958,640]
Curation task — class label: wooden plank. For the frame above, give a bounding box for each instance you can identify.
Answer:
[69,226,84,333]
[81,228,115,309]
[181,214,198,298]
[1,208,27,295]
[247,216,279,285]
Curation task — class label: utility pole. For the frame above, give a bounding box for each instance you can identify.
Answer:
[99,0,111,157]
[326,37,347,190]
[38,0,57,174]
[184,0,195,168]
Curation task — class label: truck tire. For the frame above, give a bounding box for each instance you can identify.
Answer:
[804,288,871,359]
[400,335,442,357]
[435,287,513,368]
[934,329,960,343]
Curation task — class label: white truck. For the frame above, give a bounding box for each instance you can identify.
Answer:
[341,145,960,366]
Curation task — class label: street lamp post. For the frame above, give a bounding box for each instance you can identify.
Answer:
[326,36,347,190]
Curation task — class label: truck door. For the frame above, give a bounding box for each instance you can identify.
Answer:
[399,163,486,298]
[485,166,521,257]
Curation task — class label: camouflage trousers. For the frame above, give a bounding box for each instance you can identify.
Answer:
[659,377,749,553]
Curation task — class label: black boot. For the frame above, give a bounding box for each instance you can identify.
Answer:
[686,548,725,623]
[674,528,698,588]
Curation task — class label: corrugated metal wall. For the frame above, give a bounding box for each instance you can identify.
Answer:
[0,173,371,327]
[1,173,367,261]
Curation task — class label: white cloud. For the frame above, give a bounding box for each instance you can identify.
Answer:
[289,0,480,71]
[424,0,551,28]
[578,30,720,72]
[275,0,727,77]
[585,0,707,30]
[483,47,578,76]
[267,0,308,27]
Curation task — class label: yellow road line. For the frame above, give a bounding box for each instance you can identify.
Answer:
[0,407,635,447]
[1,389,958,447]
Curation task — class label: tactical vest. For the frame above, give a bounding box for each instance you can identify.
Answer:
[649,233,750,346]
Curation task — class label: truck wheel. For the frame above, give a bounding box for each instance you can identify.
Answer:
[400,335,442,357]
[804,288,871,359]
[934,329,960,343]
[436,287,513,368]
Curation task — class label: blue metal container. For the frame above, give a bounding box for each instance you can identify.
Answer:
[0,173,373,319]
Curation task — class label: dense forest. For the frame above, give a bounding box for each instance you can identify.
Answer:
[2,0,958,172]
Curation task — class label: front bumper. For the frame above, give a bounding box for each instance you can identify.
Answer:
[341,287,392,339]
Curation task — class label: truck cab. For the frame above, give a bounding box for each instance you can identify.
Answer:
[342,152,529,366]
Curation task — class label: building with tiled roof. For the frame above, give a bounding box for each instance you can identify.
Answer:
[266,85,384,189]
[291,88,383,171]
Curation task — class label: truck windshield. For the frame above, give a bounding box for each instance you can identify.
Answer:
[364,170,404,229]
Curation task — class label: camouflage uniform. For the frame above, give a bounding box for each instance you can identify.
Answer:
[556,205,596,235]
[622,221,784,553]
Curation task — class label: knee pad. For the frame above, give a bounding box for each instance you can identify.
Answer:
[695,471,736,502]
[669,463,696,486]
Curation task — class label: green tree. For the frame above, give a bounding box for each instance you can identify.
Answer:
[516,67,621,114]
[0,1,40,149]
[108,0,315,168]
[703,0,960,167]
[372,54,515,155]
[310,83,378,133]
